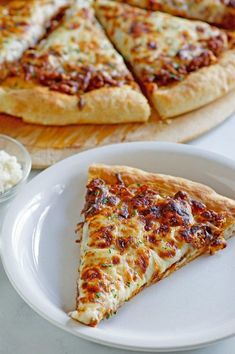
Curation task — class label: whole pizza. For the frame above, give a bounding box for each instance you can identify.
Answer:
[0,0,235,124]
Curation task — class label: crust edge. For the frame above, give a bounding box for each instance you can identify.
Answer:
[0,84,150,125]
[153,49,235,118]
[88,164,235,220]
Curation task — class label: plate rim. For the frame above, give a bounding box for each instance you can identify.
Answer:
[1,141,235,352]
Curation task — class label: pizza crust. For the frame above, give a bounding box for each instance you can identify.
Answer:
[153,49,235,118]
[0,81,150,125]
[88,164,235,220]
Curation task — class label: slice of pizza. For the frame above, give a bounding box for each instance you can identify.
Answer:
[0,0,150,125]
[95,0,235,119]
[112,0,235,29]
[0,0,69,74]
[70,164,235,326]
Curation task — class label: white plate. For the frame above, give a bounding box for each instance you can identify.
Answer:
[1,142,235,352]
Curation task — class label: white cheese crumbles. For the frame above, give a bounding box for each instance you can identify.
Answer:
[0,150,23,194]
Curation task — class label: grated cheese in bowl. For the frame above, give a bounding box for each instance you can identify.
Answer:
[0,150,23,194]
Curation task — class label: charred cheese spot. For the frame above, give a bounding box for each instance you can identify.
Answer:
[179,224,226,253]
[147,225,169,244]
[81,267,102,281]
[116,236,133,253]
[112,255,120,264]
[157,241,177,259]
[82,282,100,294]
[135,248,150,274]
[160,199,193,226]
[89,225,114,249]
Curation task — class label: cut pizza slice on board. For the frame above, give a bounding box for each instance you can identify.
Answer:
[0,0,69,73]
[95,0,235,119]
[70,164,235,326]
[112,0,235,29]
[0,0,150,125]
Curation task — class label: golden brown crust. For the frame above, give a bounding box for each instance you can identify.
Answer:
[88,164,235,221]
[153,49,235,118]
[0,81,150,125]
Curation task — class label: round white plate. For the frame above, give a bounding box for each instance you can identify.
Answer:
[1,142,235,352]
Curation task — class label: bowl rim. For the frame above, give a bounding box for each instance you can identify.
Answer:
[0,134,32,202]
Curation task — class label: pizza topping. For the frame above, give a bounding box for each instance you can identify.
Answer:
[135,248,149,273]
[0,0,69,65]
[95,0,229,88]
[83,177,227,254]
[116,236,133,253]
[89,225,114,248]
[129,21,152,37]
[112,255,120,264]
[11,61,134,95]
[81,267,102,281]
[6,2,137,96]
[180,225,226,253]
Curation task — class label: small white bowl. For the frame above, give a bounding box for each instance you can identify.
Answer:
[0,134,31,207]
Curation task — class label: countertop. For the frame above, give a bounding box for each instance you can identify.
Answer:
[1,113,235,354]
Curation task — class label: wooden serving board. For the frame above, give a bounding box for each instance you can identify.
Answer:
[0,90,235,169]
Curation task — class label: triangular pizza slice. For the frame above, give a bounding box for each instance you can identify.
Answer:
[0,0,150,125]
[112,0,235,29]
[95,0,235,119]
[70,164,235,326]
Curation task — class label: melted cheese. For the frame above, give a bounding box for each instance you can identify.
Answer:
[71,175,228,326]
[95,0,227,86]
[0,0,69,64]
[71,216,192,325]
[18,0,132,81]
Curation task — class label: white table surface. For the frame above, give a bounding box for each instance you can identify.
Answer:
[1,114,235,354]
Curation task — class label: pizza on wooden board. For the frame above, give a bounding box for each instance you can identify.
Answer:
[112,0,235,29]
[95,0,235,119]
[0,0,150,125]
[0,0,235,124]
[70,164,235,326]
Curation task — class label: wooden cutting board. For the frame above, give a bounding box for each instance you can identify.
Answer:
[0,89,235,169]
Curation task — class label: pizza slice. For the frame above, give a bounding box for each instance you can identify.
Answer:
[0,0,69,74]
[95,0,235,119]
[0,0,150,125]
[112,0,235,29]
[70,164,235,326]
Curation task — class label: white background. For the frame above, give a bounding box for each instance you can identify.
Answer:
[0,113,235,354]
